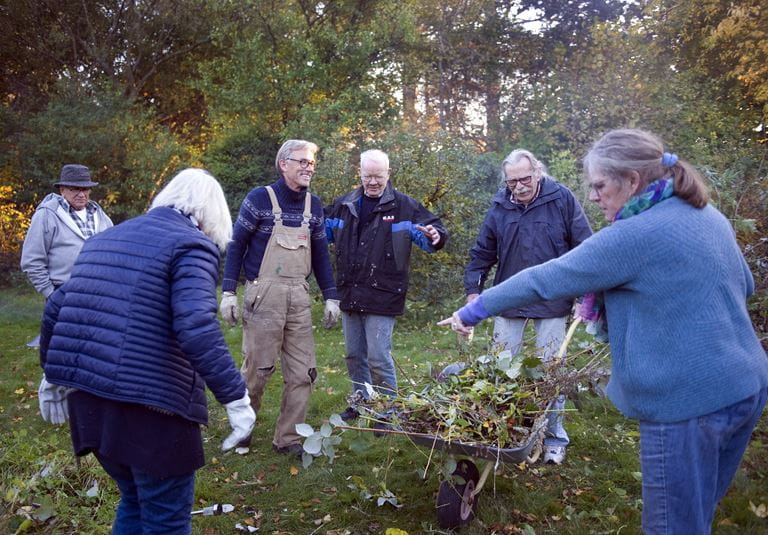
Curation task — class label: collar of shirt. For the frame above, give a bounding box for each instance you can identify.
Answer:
[57,195,96,215]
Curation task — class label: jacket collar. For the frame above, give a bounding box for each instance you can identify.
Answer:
[38,193,88,239]
[343,182,396,215]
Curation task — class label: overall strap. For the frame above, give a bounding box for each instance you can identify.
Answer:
[265,186,282,223]
[301,189,312,227]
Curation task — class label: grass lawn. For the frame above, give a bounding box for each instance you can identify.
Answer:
[1,282,766,534]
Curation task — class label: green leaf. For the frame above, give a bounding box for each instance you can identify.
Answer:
[304,435,323,455]
[329,414,345,427]
[296,423,315,437]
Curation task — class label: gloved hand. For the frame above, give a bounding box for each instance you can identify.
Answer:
[323,299,341,329]
[222,392,256,451]
[219,292,239,327]
[38,374,73,424]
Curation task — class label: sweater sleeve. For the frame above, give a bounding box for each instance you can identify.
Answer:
[481,222,644,317]
[310,196,338,300]
[221,189,261,293]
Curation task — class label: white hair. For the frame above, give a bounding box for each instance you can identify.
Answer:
[501,149,547,185]
[360,149,389,170]
[150,168,232,252]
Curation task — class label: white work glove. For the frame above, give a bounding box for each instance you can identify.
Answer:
[323,299,341,329]
[38,374,73,425]
[221,392,256,451]
[219,292,239,327]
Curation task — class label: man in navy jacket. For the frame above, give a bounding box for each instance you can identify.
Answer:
[464,149,592,464]
[325,149,448,420]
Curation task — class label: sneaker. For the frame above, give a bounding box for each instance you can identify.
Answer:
[273,443,304,458]
[543,445,566,465]
[339,406,360,422]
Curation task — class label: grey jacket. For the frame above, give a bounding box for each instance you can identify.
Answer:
[21,193,113,297]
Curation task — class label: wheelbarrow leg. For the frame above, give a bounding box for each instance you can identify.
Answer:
[469,460,494,499]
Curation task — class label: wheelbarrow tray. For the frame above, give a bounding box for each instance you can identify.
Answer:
[401,413,547,464]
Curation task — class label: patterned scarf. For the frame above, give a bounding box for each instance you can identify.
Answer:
[613,178,675,222]
[580,178,676,340]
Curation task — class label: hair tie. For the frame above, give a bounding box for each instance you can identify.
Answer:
[661,152,678,168]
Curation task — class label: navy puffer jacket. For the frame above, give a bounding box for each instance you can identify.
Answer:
[40,207,246,424]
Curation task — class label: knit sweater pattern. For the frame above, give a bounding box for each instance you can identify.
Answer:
[222,178,337,299]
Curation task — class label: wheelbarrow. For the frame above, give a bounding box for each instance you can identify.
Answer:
[345,318,582,529]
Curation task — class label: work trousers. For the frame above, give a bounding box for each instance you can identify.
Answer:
[241,278,316,448]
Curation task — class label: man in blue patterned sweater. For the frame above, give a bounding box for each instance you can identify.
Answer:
[219,139,340,456]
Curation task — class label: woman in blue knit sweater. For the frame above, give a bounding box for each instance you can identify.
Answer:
[441,129,768,534]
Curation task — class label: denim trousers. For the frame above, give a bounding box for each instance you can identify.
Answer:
[639,387,767,535]
[96,455,196,535]
[342,312,397,398]
[493,316,569,448]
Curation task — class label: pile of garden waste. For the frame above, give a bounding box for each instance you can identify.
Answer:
[354,343,608,450]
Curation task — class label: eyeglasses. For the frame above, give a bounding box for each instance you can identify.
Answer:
[284,157,316,168]
[62,186,91,192]
[505,175,534,188]
[361,175,387,183]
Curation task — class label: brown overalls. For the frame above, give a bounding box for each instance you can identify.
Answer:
[241,186,316,448]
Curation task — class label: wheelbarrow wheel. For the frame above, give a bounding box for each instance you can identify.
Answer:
[436,459,480,529]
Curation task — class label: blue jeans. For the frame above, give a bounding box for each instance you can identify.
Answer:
[493,316,569,448]
[342,312,397,398]
[639,387,768,534]
[96,455,196,535]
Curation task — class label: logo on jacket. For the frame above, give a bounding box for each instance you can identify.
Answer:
[382,215,395,223]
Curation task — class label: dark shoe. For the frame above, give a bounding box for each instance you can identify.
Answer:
[340,406,359,422]
[236,434,252,449]
[273,443,304,458]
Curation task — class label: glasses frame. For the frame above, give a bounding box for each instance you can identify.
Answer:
[361,174,388,183]
[284,157,316,169]
[505,175,535,188]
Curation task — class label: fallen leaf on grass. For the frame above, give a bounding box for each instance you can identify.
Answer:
[313,513,331,525]
[289,466,299,476]
[14,388,25,395]
[749,501,767,518]
[384,529,409,535]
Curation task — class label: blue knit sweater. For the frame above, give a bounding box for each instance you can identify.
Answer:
[222,178,337,299]
[473,197,768,422]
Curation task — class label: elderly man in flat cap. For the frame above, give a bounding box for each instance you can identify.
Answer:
[21,165,113,342]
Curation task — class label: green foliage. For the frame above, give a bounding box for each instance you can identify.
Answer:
[8,80,185,222]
